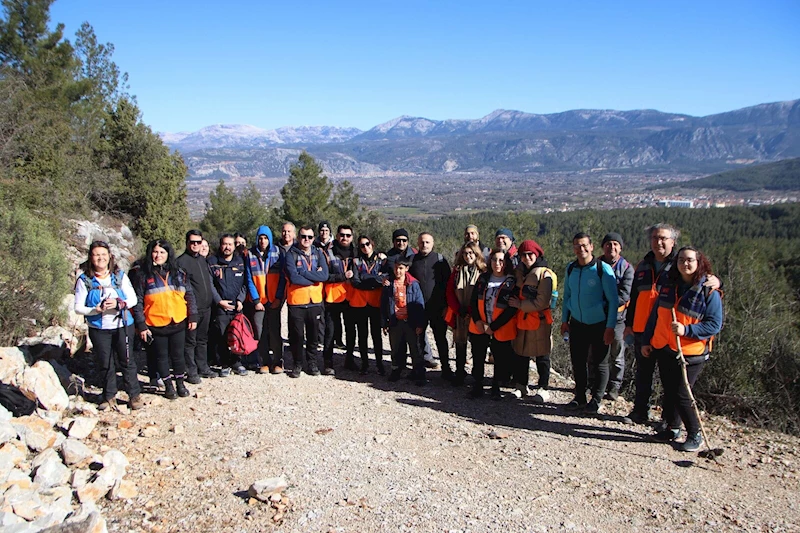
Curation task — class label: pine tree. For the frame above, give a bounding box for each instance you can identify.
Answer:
[279,151,333,226]
[200,180,239,241]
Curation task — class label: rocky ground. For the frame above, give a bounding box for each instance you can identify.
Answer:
[83,336,800,533]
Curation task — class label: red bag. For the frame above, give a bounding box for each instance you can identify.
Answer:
[226,313,259,356]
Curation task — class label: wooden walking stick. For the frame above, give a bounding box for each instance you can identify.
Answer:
[671,308,723,467]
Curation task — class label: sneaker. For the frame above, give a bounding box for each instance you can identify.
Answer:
[566,397,586,410]
[680,432,704,452]
[424,360,441,370]
[218,368,231,378]
[288,368,302,378]
[199,370,218,379]
[186,375,202,385]
[583,399,601,414]
[603,389,620,401]
[308,367,321,377]
[234,365,249,376]
[271,366,284,375]
[652,428,681,443]
[323,367,336,376]
[531,388,550,404]
[98,398,117,411]
[129,395,144,410]
[622,409,649,425]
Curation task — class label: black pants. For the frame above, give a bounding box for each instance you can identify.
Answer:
[147,323,187,381]
[656,348,705,434]
[184,306,212,377]
[249,303,284,368]
[289,305,323,372]
[470,334,513,392]
[633,333,658,415]
[389,321,423,376]
[323,302,356,367]
[418,307,450,369]
[454,342,468,378]
[89,325,140,401]
[569,319,610,403]
[353,305,384,369]
[214,312,238,368]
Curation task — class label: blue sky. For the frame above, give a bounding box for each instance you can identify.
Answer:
[50,0,799,133]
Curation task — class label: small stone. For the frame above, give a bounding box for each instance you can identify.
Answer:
[11,415,59,451]
[109,479,138,500]
[139,426,159,438]
[248,476,289,502]
[0,404,11,421]
[156,456,172,466]
[104,428,119,440]
[488,430,509,439]
[0,468,34,491]
[19,361,70,412]
[71,468,92,490]
[102,449,129,471]
[32,449,70,488]
[0,347,27,386]
[269,493,282,503]
[144,500,156,509]
[68,417,98,440]
[61,438,94,466]
[171,424,184,435]
[0,441,27,470]
[117,420,133,430]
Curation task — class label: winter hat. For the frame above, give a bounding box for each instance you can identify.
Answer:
[318,221,331,232]
[518,239,544,258]
[392,228,410,240]
[495,228,514,241]
[602,232,624,248]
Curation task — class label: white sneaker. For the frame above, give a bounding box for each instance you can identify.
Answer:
[531,388,550,404]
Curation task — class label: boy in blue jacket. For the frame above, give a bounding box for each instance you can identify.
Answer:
[381,258,426,385]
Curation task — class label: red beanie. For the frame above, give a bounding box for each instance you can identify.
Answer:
[518,239,544,258]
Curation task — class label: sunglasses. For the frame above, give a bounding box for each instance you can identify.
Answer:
[339,233,352,238]
[300,235,314,240]
[395,238,408,242]
[359,242,371,248]
[188,240,203,245]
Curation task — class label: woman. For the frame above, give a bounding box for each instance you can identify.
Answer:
[468,249,518,399]
[74,241,142,411]
[350,235,386,375]
[641,246,723,452]
[133,239,198,400]
[445,241,486,386]
[508,239,555,403]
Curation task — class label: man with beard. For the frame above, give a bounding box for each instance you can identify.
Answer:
[322,224,359,373]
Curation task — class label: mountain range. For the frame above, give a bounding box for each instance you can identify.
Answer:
[161,99,800,179]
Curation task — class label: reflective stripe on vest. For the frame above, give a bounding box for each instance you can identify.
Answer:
[650,289,709,356]
[142,273,187,327]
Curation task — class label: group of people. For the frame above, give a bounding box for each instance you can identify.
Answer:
[74,220,722,453]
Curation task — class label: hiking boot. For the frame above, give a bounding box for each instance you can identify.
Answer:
[218,367,231,378]
[516,383,529,398]
[424,360,440,370]
[176,379,190,398]
[603,389,620,401]
[531,388,550,404]
[271,366,284,375]
[129,395,144,410]
[164,380,177,400]
[566,396,586,410]
[199,370,218,379]
[680,432,704,452]
[289,368,302,378]
[186,374,202,385]
[308,367,321,377]
[323,367,336,376]
[622,409,649,425]
[388,369,402,382]
[583,398,601,415]
[98,398,117,411]
[652,427,681,443]
[234,365,249,376]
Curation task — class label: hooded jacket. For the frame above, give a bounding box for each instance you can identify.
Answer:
[245,225,286,304]
[208,252,247,314]
[561,257,618,328]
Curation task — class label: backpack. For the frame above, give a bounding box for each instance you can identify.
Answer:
[226,313,259,357]
[0,383,37,417]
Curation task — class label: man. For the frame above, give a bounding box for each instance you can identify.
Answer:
[322,224,359,373]
[208,234,248,376]
[599,232,634,400]
[409,232,452,376]
[463,224,491,260]
[383,228,416,272]
[177,230,217,382]
[315,221,334,251]
[623,223,720,424]
[284,226,329,377]
[279,222,296,253]
[560,232,618,413]
[245,225,286,374]
[495,228,519,268]
[315,220,338,347]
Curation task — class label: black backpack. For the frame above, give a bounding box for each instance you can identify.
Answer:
[0,383,36,417]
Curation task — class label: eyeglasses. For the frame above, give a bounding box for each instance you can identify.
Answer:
[359,242,371,248]
[652,235,673,242]
[188,240,202,245]
[300,235,314,240]
[395,238,408,243]
[678,258,697,264]
[339,233,352,238]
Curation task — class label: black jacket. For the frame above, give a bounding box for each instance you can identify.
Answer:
[409,251,451,313]
[177,252,213,309]
[207,253,247,314]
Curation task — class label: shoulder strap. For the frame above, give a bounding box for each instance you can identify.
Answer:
[567,261,575,277]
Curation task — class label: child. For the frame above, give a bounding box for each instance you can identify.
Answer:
[381,258,426,385]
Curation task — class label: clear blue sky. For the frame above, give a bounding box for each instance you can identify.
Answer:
[50,0,800,133]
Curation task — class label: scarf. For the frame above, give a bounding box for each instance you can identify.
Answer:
[453,265,481,343]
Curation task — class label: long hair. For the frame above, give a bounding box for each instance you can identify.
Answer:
[82,240,119,278]
[488,248,513,276]
[141,239,178,277]
[668,246,712,285]
[454,241,487,272]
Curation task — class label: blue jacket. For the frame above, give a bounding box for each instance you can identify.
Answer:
[381,273,426,329]
[245,225,286,302]
[561,258,619,328]
[208,253,247,313]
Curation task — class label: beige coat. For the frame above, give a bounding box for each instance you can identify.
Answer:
[512,264,554,358]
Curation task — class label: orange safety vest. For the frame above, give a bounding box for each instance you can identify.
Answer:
[349,257,383,308]
[631,258,671,333]
[323,256,351,304]
[469,277,517,342]
[286,251,325,306]
[650,286,716,356]
[142,272,188,327]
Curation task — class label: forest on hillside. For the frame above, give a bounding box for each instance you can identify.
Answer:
[649,157,800,192]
